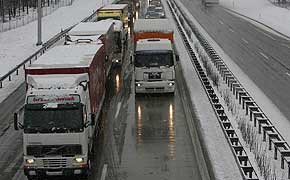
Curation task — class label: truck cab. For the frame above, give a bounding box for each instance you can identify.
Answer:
[134,39,177,94]
[17,74,95,179]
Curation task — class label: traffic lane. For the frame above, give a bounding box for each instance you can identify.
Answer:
[115,91,202,180]
[179,0,290,118]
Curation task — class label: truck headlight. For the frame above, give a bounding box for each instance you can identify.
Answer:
[26,159,35,164]
[169,83,174,86]
[136,83,141,87]
[74,157,84,163]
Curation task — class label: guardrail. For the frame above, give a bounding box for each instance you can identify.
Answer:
[167,0,259,179]
[170,0,290,179]
[0,10,97,89]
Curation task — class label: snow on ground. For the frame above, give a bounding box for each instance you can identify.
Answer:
[0,0,103,77]
[220,0,290,38]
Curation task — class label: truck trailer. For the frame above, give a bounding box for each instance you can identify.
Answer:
[133,19,178,94]
[97,4,129,41]
[65,21,115,76]
[14,44,106,180]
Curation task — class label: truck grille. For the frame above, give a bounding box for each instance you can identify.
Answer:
[27,144,82,157]
[43,158,67,168]
[148,72,162,79]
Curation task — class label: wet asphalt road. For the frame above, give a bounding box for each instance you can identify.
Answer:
[179,0,290,120]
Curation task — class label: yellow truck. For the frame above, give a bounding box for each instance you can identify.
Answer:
[97,4,128,32]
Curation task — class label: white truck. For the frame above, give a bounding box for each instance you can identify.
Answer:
[133,19,179,94]
[14,44,107,180]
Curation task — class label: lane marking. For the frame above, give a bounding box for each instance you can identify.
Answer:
[254,27,276,40]
[281,43,290,49]
[100,164,108,180]
[114,102,122,119]
[11,163,23,180]
[4,152,23,173]
[259,52,269,60]
[219,20,224,25]
[241,38,249,44]
[229,28,235,33]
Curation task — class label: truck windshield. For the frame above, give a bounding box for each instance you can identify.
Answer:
[114,32,122,53]
[24,103,84,133]
[135,51,174,67]
[97,16,121,21]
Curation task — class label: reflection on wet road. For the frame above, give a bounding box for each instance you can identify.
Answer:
[114,90,202,180]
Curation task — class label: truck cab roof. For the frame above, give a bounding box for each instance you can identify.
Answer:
[134,19,173,33]
[27,44,103,69]
[68,21,113,36]
[136,39,172,52]
[99,4,128,10]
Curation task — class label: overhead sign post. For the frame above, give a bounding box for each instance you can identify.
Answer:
[36,0,42,46]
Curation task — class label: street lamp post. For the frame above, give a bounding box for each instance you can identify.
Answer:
[36,0,42,46]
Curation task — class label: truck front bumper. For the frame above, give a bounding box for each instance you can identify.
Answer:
[135,81,175,94]
[24,166,88,177]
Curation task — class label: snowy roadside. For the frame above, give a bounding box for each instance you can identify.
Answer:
[0,0,112,103]
[0,0,102,76]
[174,0,290,179]
[163,0,244,179]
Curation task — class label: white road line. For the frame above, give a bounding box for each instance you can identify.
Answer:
[114,102,122,119]
[11,163,24,180]
[229,28,235,33]
[219,20,224,25]
[241,38,249,44]
[259,52,269,60]
[100,164,108,180]
[255,27,276,40]
[4,152,23,173]
[281,43,290,49]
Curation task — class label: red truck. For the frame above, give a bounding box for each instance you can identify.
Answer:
[14,44,106,180]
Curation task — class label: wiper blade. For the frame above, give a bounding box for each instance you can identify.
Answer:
[43,145,67,156]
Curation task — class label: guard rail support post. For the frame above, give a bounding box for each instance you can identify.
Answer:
[257,118,268,133]
[242,166,254,178]
[230,137,239,146]
[280,150,290,169]
[233,145,243,155]
[245,102,255,115]
[235,87,244,99]
[223,72,231,81]
[228,79,237,89]
[273,140,286,160]
[226,76,235,86]
[0,81,2,88]
[219,115,227,122]
[252,112,263,125]
[223,122,231,129]
[9,75,11,81]
[241,97,251,109]
[226,129,235,138]
[262,125,274,141]
[238,155,248,166]
[214,103,222,109]
[268,132,279,150]
[231,82,239,92]
[238,92,247,104]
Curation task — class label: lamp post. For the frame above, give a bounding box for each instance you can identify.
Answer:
[36,0,42,46]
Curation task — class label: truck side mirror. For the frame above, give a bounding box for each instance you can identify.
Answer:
[14,113,19,130]
[175,54,180,62]
[91,114,96,125]
[130,55,133,64]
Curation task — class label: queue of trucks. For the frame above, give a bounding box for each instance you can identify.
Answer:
[13,1,180,180]
[13,3,130,180]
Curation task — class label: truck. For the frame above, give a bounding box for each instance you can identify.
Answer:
[202,0,219,6]
[14,44,106,180]
[65,21,115,76]
[97,4,129,41]
[133,19,179,94]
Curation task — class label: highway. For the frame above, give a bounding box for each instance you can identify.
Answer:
[179,0,290,121]
[0,10,205,180]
